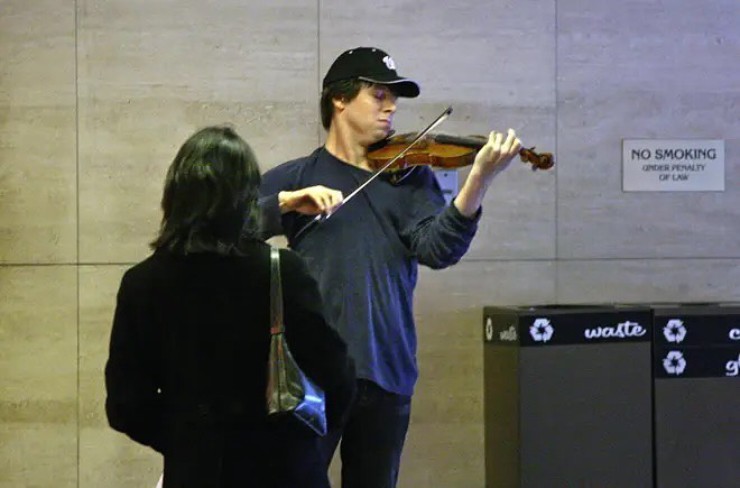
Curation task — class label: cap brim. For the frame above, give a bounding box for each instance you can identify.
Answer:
[358,76,420,98]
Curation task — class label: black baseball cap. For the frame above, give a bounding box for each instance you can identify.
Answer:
[322,47,420,98]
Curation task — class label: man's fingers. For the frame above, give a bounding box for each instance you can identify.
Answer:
[312,187,343,213]
[325,189,343,211]
[501,129,518,154]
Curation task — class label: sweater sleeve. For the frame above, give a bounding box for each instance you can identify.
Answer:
[400,167,481,269]
[258,159,305,240]
[279,249,357,429]
[104,271,165,453]
[258,194,283,240]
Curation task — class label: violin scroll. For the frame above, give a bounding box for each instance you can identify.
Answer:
[519,147,554,171]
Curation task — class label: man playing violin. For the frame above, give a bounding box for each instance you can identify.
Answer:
[259,46,521,488]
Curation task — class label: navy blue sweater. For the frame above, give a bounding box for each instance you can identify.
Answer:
[260,147,480,395]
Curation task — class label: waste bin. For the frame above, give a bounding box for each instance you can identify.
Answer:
[483,304,654,488]
[652,303,740,488]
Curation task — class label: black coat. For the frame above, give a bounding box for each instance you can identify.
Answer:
[105,242,356,487]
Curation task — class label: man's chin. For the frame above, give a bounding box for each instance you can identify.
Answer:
[376,126,393,141]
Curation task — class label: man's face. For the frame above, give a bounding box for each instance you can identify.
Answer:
[338,84,398,143]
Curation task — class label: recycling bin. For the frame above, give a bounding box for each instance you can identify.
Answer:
[483,304,654,488]
[652,303,740,488]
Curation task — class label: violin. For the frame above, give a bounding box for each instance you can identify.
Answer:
[367,132,555,172]
[293,106,552,240]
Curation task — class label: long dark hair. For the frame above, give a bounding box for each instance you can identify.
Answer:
[151,125,261,255]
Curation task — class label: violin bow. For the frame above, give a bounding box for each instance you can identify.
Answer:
[292,106,453,241]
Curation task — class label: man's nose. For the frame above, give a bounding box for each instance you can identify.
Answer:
[385,98,397,113]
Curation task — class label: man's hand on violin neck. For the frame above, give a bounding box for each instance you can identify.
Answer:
[470,129,522,181]
[453,129,522,218]
[278,186,344,216]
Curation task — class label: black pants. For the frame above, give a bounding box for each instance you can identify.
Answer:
[320,380,412,488]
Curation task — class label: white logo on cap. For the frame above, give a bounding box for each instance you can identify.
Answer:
[382,55,396,71]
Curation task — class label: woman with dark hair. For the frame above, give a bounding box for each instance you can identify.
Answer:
[105,126,355,488]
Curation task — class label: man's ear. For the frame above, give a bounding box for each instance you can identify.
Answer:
[332,96,346,111]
